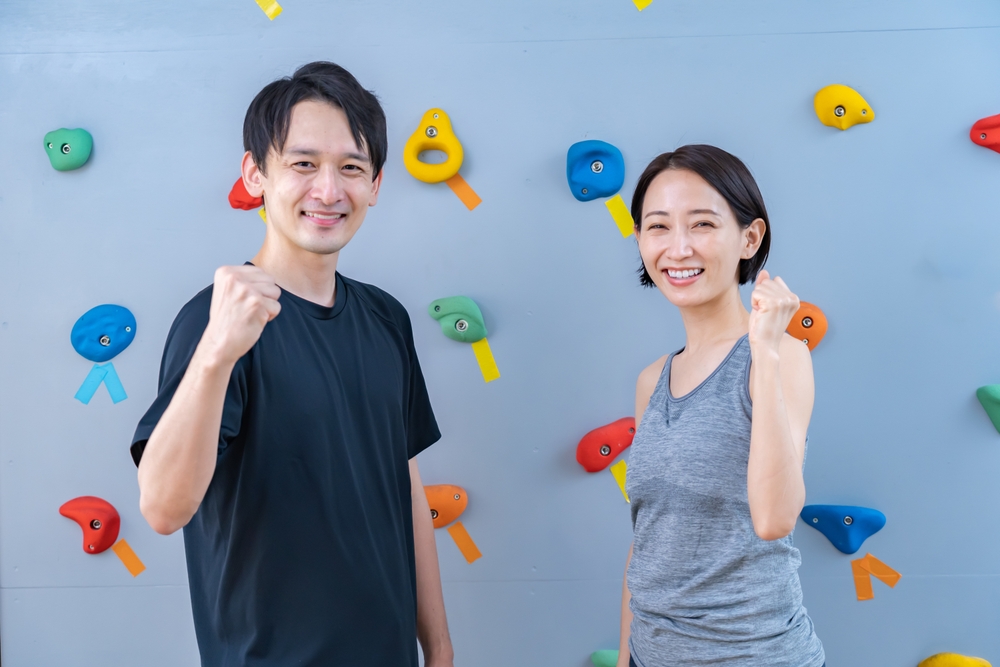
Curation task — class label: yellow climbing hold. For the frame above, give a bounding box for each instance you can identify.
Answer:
[403,109,465,184]
[813,84,874,131]
[919,654,992,667]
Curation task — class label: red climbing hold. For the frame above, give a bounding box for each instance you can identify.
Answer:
[228,177,263,210]
[576,417,636,473]
[59,496,121,554]
[971,114,1000,154]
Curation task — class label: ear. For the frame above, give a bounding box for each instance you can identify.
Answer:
[741,218,766,259]
[241,151,264,198]
[367,168,384,207]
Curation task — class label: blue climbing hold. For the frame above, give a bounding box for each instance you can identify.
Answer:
[71,304,136,362]
[566,140,625,202]
[800,505,886,554]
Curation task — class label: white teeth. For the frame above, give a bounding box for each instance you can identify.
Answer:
[304,211,342,220]
[667,268,704,279]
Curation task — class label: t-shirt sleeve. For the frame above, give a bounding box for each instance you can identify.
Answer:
[130,293,248,467]
[395,303,441,459]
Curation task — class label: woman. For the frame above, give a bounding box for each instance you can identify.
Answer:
[618,145,825,667]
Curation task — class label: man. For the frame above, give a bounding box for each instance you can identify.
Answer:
[131,61,454,667]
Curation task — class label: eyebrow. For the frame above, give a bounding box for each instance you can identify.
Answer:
[284,147,370,163]
[643,208,721,219]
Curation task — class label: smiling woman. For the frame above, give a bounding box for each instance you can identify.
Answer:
[617,145,825,667]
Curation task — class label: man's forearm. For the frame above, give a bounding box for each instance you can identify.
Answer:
[137,341,233,535]
[409,460,454,665]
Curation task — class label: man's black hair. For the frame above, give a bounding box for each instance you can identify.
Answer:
[630,144,771,287]
[243,61,387,179]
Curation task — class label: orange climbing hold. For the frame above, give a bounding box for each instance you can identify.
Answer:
[424,484,469,529]
[228,177,263,210]
[576,417,636,473]
[59,496,121,554]
[786,302,827,351]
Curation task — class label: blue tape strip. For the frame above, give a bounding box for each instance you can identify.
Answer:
[101,362,128,403]
[74,364,109,404]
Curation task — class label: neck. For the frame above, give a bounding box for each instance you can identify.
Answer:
[251,231,339,307]
[676,284,750,354]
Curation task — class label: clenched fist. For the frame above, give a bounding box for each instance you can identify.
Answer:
[748,270,800,355]
[200,265,282,367]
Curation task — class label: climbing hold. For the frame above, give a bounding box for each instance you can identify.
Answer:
[59,496,121,554]
[800,505,885,554]
[976,385,1000,433]
[566,140,625,202]
[71,304,136,362]
[576,417,636,472]
[591,650,619,667]
[424,484,468,529]
[43,128,93,171]
[228,177,263,210]
[813,84,874,131]
[919,654,992,667]
[971,114,1000,154]
[786,302,827,351]
[428,296,487,343]
[403,108,465,184]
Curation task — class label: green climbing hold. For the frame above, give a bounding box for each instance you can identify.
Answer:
[428,296,487,343]
[591,649,619,667]
[43,128,93,171]
[977,385,1000,433]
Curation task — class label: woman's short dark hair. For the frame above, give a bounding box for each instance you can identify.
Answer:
[630,144,770,286]
[243,61,387,179]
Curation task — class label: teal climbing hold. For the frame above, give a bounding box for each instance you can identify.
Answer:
[43,128,93,171]
[976,385,1000,433]
[591,650,619,667]
[800,505,885,554]
[428,296,487,343]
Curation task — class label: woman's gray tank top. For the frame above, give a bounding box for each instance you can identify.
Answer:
[626,335,824,667]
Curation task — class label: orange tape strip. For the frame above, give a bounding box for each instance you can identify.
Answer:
[447,521,482,563]
[860,553,901,588]
[445,174,482,210]
[851,558,873,600]
[112,539,146,577]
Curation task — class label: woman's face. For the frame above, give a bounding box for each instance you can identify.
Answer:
[636,168,762,309]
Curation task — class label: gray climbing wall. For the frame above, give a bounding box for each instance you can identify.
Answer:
[3,1,1000,665]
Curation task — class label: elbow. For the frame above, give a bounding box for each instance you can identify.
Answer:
[139,492,191,536]
[752,515,797,541]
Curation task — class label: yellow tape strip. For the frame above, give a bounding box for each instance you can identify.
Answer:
[255,0,283,19]
[111,539,146,577]
[445,173,482,210]
[605,194,634,238]
[259,207,266,223]
[633,0,653,9]
[470,338,500,383]
[447,521,482,563]
[610,460,629,503]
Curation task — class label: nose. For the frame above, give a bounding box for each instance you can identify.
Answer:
[311,165,343,206]
[664,225,694,260]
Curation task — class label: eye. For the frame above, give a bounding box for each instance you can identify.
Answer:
[294,161,314,169]
[695,220,714,228]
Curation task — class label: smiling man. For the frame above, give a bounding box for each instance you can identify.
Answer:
[130,62,454,667]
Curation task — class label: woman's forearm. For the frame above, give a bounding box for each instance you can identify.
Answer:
[747,349,806,540]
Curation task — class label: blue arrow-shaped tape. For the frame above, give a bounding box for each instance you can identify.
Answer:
[75,362,128,404]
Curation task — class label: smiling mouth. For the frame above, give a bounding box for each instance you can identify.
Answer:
[665,268,704,279]
[302,211,346,224]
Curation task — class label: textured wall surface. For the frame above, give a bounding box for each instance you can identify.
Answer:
[2,2,1000,665]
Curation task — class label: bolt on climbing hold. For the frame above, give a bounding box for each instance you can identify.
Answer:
[403,108,481,210]
[813,84,875,131]
[43,128,93,171]
[800,505,885,554]
[975,385,1000,433]
[576,417,637,473]
[786,302,827,351]
[428,296,499,382]
[566,140,625,202]
[424,484,481,563]
[71,304,135,404]
[60,496,121,554]
[970,114,1000,154]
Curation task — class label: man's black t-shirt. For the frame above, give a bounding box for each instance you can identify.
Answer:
[131,271,440,667]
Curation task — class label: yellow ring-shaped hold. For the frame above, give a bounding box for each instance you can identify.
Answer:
[403,108,464,183]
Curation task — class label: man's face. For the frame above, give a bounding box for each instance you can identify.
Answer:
[242,99,381,257]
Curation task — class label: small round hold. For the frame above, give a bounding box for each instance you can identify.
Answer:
[455,319,468,332]
[812,517,819,523]
[861,109,868,115]
[581,188,588,195]
[61,143,72,154]
[628,428,635,434]
[600,444,612,456]
[802,338,809,345]
[99,335,111,346]
[843,516,854,526]
[91,519,102,530]
[430,509,438,519]
[125,326,132,332]
[88,544,96,551]
[47,142,54,149]
[425,126,438,138]
[834,105,846,117]
[591,160,604,174]
[801,316,813,328]
[434,305,441,312]
[982,133,988,140]
[432,113,439,119]
[453,493,461,500]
